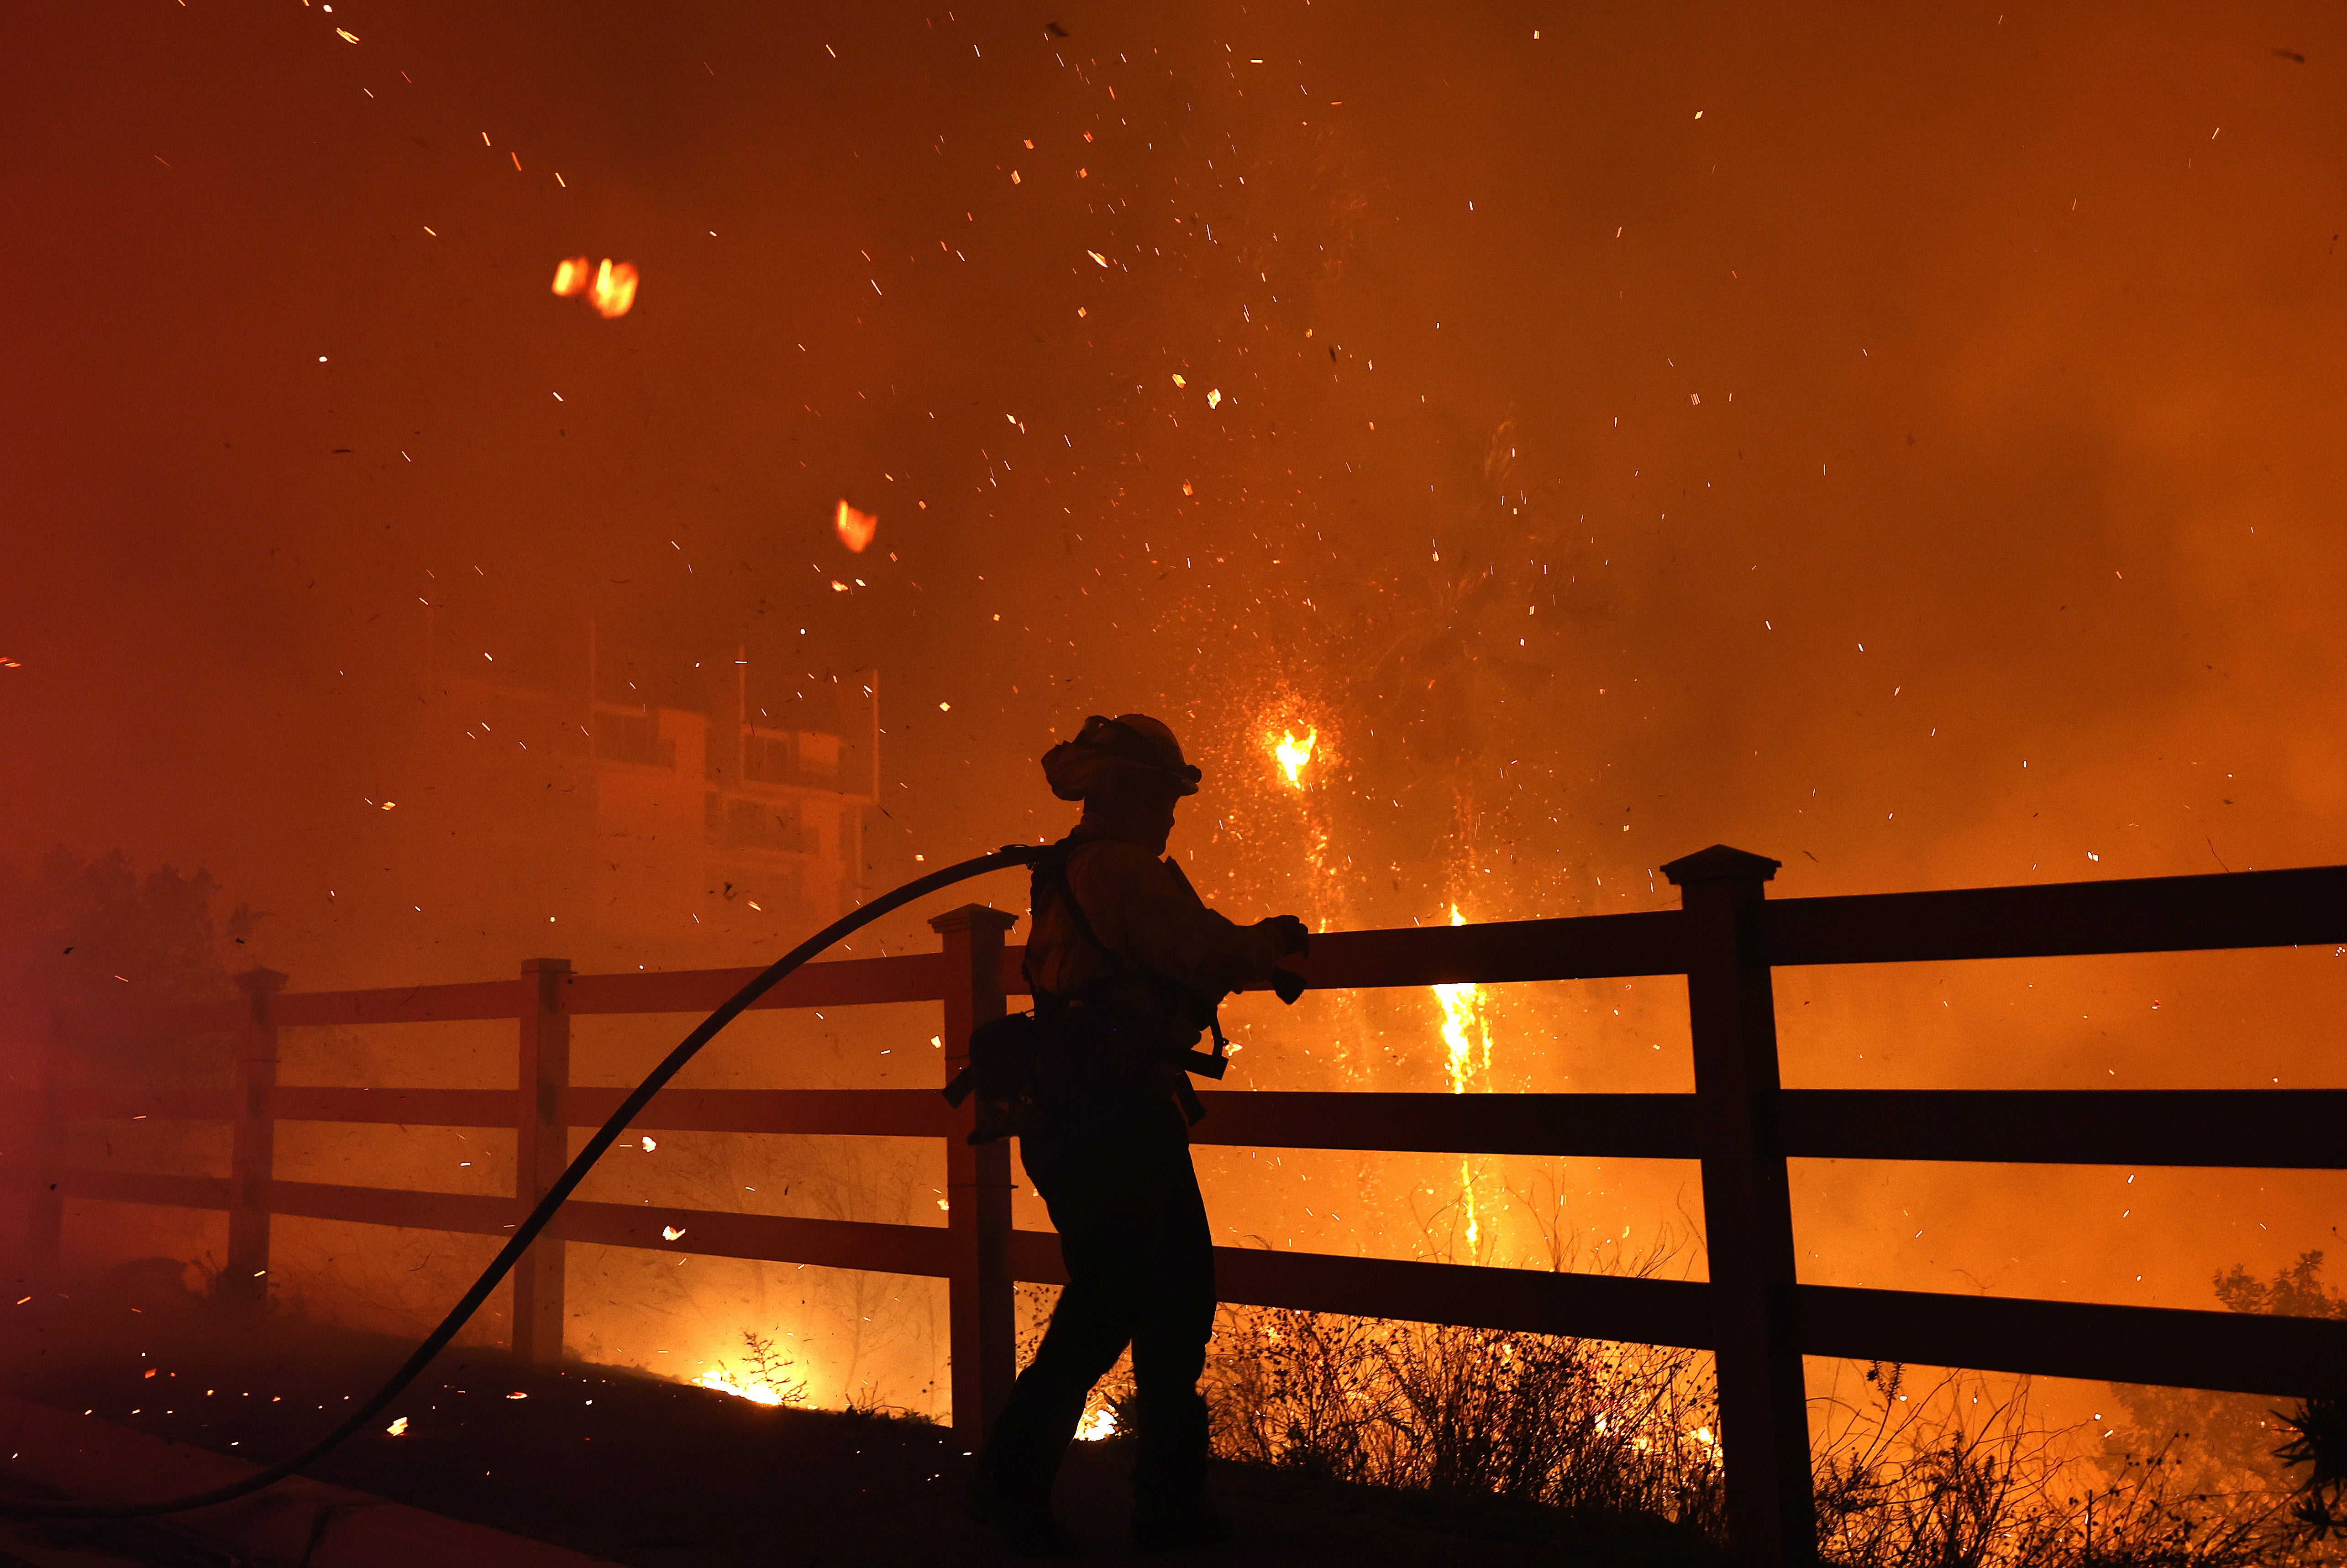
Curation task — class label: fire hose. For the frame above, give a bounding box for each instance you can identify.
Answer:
[3,844,1046,1517]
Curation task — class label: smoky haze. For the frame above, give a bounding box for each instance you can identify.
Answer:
[4,0,2344,1430]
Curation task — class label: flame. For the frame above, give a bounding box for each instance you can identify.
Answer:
[835,500,878,553]
[1433,907,1490,1093]
[385,1416,409,1436]
[1273,728,1317,787]
[1075,1404,1118,1441]
[1433,906,1493,1252]
[588,259,639,318]
[551,257,591,297]
[693,1369,789,1406]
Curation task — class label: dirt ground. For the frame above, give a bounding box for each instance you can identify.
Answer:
[0,1266,1715,1567]
[0,1489,243,1568]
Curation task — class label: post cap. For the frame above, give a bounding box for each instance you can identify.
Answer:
[235,967,289,992]
[928,903,1020,935]
[1659,845,1780,886]
[521,957,574,973]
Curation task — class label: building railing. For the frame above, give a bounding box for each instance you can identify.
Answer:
[14,847,2347,1567]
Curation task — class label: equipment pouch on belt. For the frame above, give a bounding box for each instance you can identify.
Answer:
[945,1010,1050,1145]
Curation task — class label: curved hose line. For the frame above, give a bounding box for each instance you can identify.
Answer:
[4,845,1039,1518]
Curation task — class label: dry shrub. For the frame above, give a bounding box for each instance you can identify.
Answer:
[1814,1363,2333,1568]
[1204,1302,1724,1535]
[1195,1202,1723,1537]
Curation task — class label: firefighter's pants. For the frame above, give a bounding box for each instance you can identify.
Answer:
[979,1093,1215,1521]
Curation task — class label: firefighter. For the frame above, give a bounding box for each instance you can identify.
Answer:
[972,714,1309,1556]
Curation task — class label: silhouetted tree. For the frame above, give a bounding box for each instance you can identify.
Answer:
[0,847,261,1084]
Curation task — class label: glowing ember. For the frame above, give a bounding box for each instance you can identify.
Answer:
[835,500,878,552]
[550,257,591,297]
[641,1136,657,1152]
[1074,1405,1118,1441]
[693,1368,789,1406]
[662,1225,687,1241]
[588,259,639,318]
[1273,728,1317,788]
[385,1416,408,1436]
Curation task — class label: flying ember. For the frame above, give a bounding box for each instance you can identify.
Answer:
[588,259,639,319]
[835,500,879,553]
[549,257,591,297]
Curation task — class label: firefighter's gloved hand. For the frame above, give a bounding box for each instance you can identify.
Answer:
[1271,968,1307,1005]
[1260,914,1312,957]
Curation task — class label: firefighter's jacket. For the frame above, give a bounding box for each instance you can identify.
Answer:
[1027,829,1292,1050]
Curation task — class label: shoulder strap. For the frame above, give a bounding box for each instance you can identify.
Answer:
[1022,838,1122,1008]
[1048,855,1118,964]
[1034,839,1122,969]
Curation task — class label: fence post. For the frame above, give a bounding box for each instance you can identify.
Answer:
[226,968,287,1308]
[23,1011,68,1286]
[931,903,1019,1448]
[513,957,572,1368]
[1663,846,1814,1568]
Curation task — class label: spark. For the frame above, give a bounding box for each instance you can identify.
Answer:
[662,1226,687,1241]
[551,257,591,296]
[1075,1405,1118,1441]
[386,1416,408,1436]
[641,1136,657,1152]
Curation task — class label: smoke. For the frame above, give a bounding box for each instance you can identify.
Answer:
[6,0,2344,1440]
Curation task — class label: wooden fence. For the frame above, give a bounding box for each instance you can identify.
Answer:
[15,846,2347,1567]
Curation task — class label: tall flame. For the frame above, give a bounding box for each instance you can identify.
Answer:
[1433,906,1490,1093]
[1274,728,1317,787]
[1433,905,1492,1253]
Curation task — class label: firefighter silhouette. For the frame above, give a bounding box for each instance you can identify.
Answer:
[971,714,1309,1555]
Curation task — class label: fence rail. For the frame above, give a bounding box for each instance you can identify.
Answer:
[13,848,2347,1568]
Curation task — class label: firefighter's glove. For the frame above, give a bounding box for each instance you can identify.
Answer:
[1261,914,1312,957]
